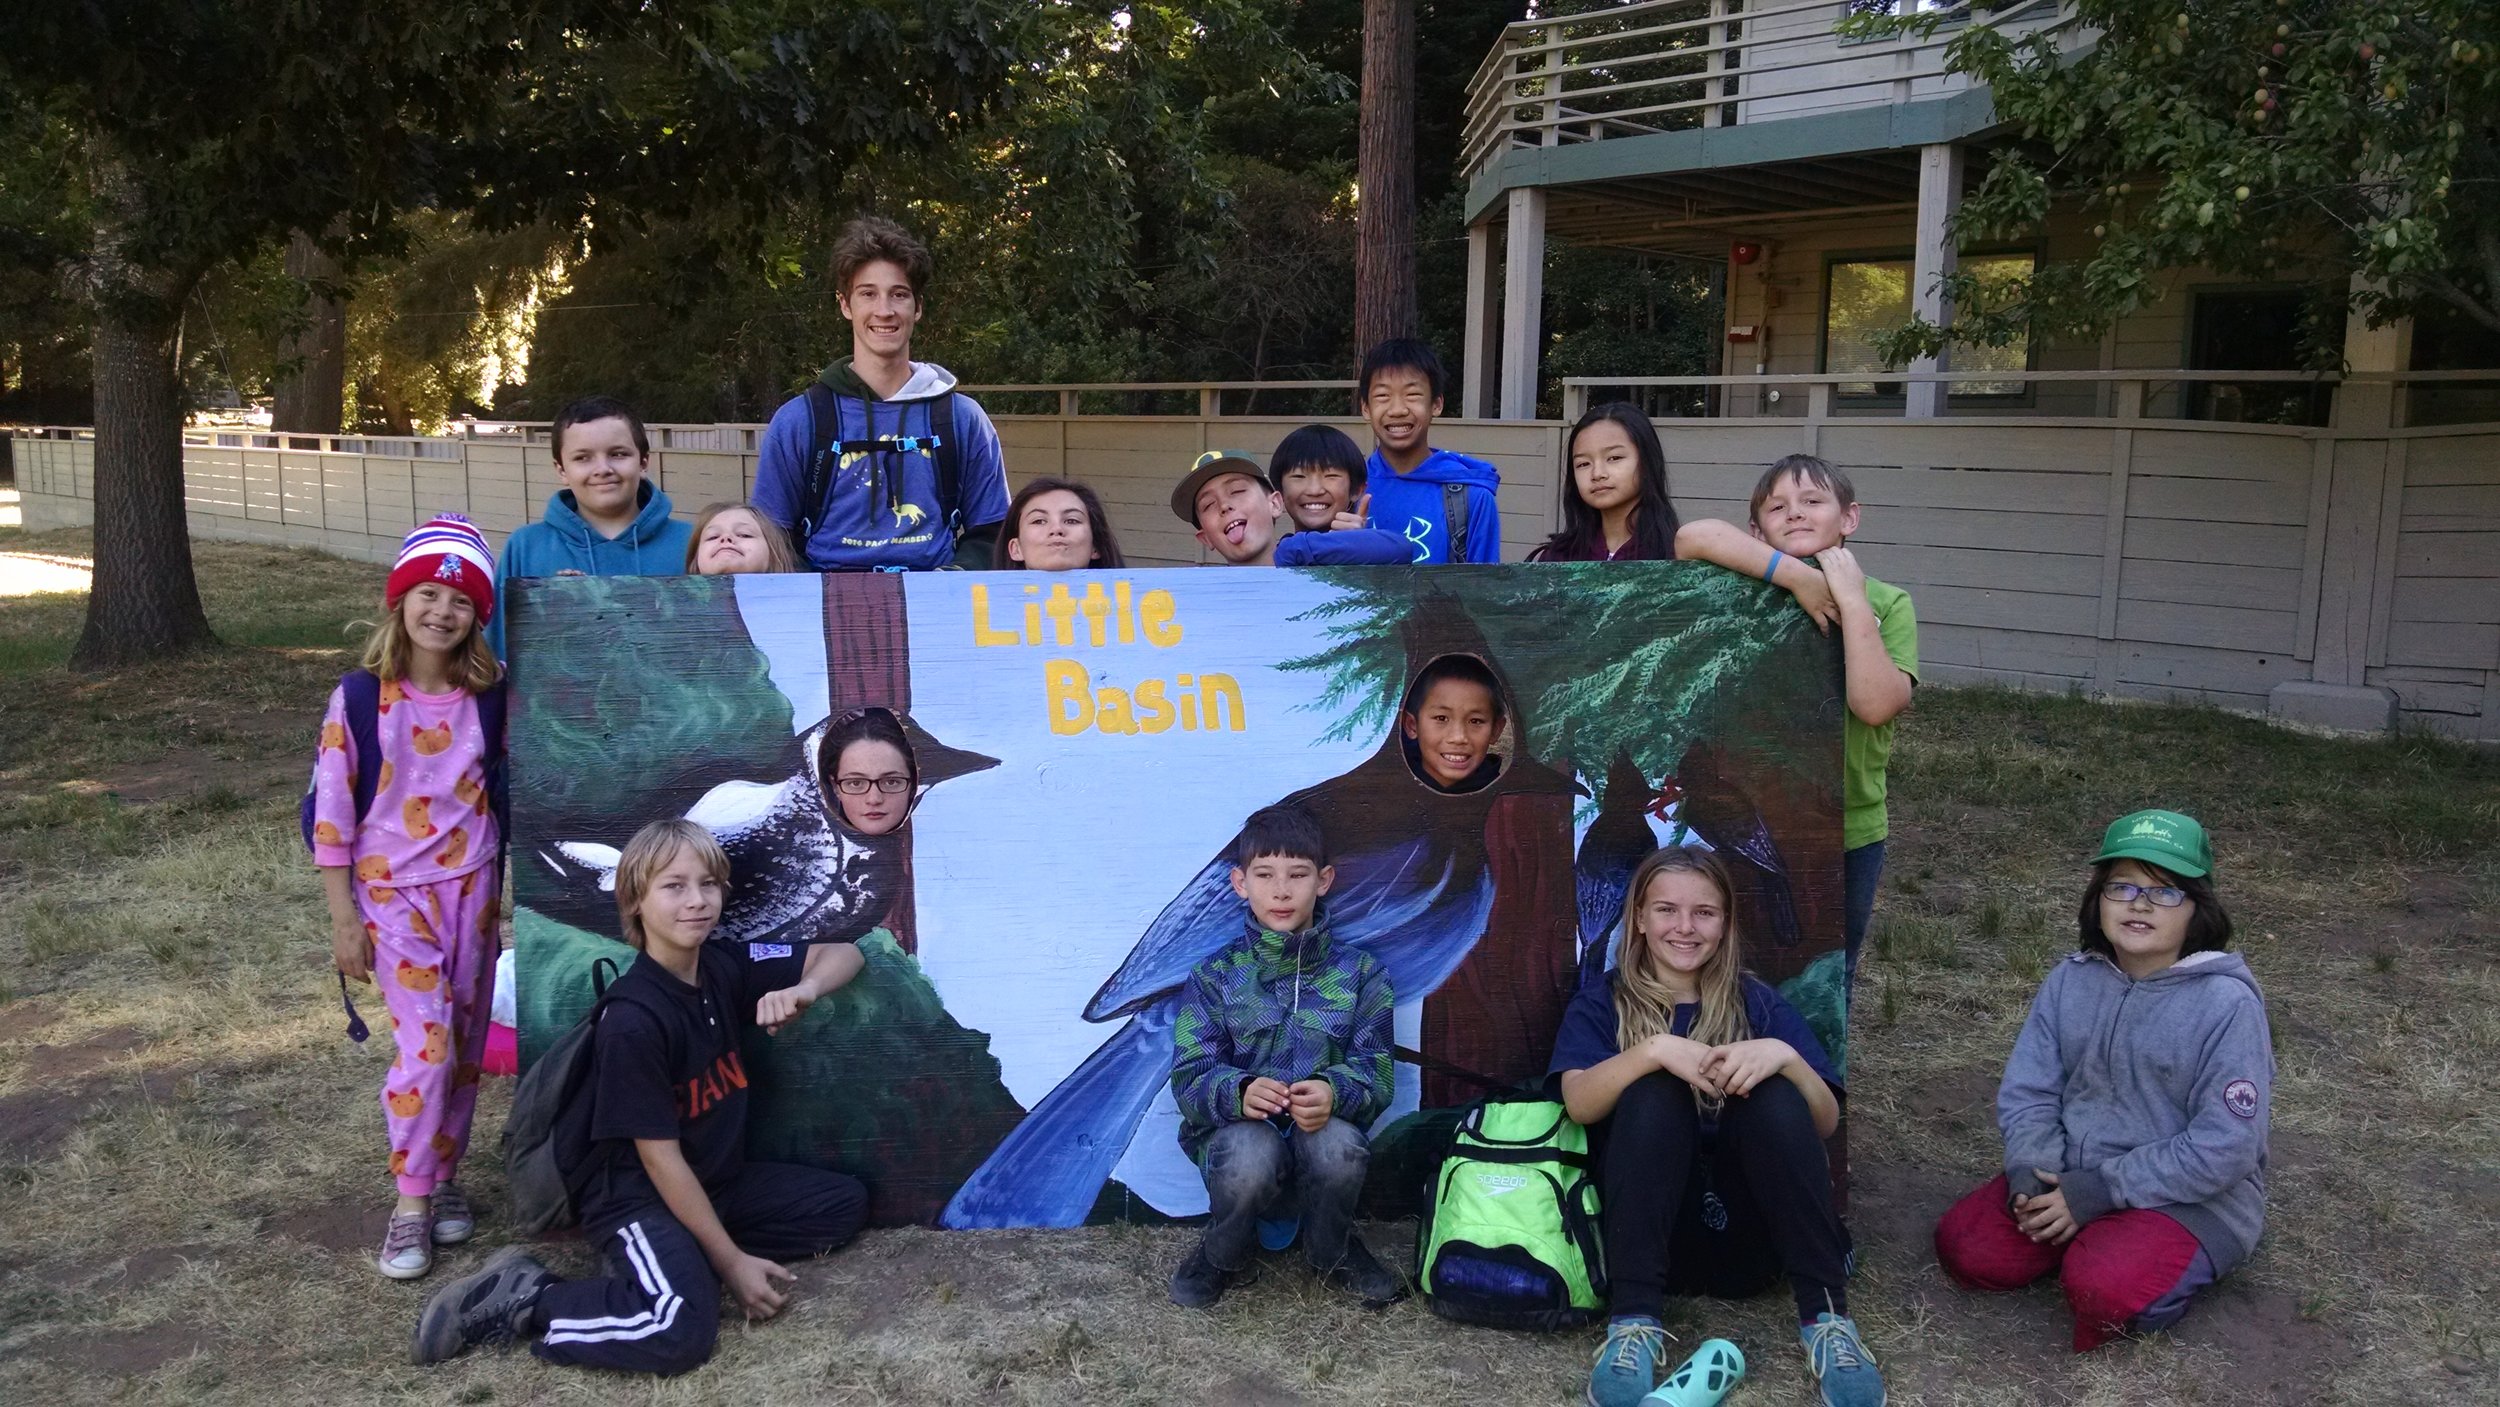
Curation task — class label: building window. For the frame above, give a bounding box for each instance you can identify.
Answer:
[2184,288,2333,426]
[1823,252,2034,399]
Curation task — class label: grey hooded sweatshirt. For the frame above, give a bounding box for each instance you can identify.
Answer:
[1997,949,2273,1274]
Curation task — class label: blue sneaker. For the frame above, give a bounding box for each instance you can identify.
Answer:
[1257,1217,1300,1252]
[1799,1313,1886,1407]
[1586,1315,1669,1407]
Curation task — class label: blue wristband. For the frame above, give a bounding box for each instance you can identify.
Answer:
[1763,549,1784,582]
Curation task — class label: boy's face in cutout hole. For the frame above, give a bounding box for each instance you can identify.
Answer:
[1636,867,1728,980]
[1230,852,1335,934]
[636,846,724,957]
[1749,468,1859,558]
[1403,676,1504,789]
[1277,462,1354,533]
[555,416,647,524]
[833,739,913,835]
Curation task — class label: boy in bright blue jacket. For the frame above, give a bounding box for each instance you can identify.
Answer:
[487,395,691,656]
[1167,804,1401,1310]
[1357,339,1502,564]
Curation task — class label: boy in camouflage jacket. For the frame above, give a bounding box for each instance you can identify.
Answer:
[1167,804,1401,1309]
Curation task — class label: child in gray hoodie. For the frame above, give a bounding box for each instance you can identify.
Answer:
[1934,809,2271,1351]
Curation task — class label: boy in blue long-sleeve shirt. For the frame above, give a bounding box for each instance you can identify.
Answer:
[1357,339,1502,565]
[1168,804,1401,1309]
[487,396,690,656]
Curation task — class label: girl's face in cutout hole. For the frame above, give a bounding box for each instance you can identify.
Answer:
[833,739,913,835]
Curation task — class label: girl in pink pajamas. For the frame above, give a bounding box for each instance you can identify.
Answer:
[312,514,506,1281]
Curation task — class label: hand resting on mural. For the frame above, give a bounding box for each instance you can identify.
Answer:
[1240,1076,1292,1120]
[753,944,866,1034]
[1286,1079,1335,1133]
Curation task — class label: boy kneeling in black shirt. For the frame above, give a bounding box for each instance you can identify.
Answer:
[413,819,867,1375]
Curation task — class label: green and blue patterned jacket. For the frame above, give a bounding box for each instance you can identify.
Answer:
[1170,916,1395,1159]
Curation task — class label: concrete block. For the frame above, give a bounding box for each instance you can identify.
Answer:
[2268,682,2399,734]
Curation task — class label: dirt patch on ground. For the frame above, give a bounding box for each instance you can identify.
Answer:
[2170,1280,2358,1404]
[0,995,70,1040]
[263,1196,397,1255]
[18,1323,214,1378]
[18,1023,148,1082]
[0,1065,189,1163]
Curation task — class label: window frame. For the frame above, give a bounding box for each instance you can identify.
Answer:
[1815,244,2044,408]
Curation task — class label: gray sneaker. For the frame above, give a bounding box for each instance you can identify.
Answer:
[411,1246,556,1365]
[430,1184,476,1246]
[378,1211,433,1280]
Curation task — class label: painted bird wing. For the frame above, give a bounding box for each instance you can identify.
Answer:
[940,1003,1177,1229]
[1085,830,1454,1021]
[1353,867,1498,1003]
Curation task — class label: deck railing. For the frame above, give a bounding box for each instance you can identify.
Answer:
[1459,0,2074,182]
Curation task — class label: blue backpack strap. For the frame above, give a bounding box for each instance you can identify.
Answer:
[797,380,845,548]
[342,670,385,822]
[306,669,383,852]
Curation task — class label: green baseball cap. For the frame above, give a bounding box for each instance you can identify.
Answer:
[1170,450,1271,526]
[2093,809,2212,879]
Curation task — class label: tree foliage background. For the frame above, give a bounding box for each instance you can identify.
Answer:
[2,0,1733,432]
[1848,0,2500,365]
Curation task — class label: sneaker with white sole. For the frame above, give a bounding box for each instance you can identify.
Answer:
[430,1184,476,1246]
[1586,1315,1668,1407]
[1799,1312,1887,1407]
[379,1210,434,1280]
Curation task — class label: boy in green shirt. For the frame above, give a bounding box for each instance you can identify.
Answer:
[1749,455,1917,997]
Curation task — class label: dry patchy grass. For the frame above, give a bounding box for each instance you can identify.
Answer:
[0,535,2495,1405]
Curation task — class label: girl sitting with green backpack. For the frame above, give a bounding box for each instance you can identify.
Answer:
[1549,846,1884,1407]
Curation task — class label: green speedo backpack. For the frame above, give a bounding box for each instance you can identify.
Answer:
[1416,1090,1606,1329]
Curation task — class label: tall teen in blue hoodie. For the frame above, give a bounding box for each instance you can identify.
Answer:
[488,396,691,657]
[752,217,1009,572]
[1936,810,2272,1352]
[1357,339,1502,565]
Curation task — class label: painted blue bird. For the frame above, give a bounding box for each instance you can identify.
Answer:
[941,732,1579,1229]
[1574,752,1669,988]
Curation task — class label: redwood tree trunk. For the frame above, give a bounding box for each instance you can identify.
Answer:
[1355,0,1419,353]
[73,296,216,667]
[271,229,346,436]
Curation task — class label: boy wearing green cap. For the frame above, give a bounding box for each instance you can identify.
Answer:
[1932,810,2274,1352]
[1173,451,1410,568]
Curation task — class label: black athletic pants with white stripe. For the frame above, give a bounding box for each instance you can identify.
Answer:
[533,1161,867,1375]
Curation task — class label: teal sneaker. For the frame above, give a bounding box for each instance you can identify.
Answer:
[1586,1315,1669,1407]
[1799,1313,1886,1407]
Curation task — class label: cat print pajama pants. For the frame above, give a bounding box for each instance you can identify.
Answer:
[361,864,498,1197]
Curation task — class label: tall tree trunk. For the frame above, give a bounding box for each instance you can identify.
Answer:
[1355,0,1419,354]
[72,152,216,669]
[271,229,347,436]
[73,295,216,667]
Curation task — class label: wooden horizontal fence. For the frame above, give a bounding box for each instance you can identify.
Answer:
[9,370,2496,737]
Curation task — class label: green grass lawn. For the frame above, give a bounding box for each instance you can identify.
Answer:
[1,524,2496,1405]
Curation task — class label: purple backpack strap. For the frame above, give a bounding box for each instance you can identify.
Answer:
[301,670,384,851]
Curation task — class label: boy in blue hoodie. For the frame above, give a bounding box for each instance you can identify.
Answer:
[752,216,1010,572]
[1168,804,1402,1310]
[1357,339,1502,564]
[488,395,692,656]
[1172,451,1410,568]
[1935,810,2272,1352]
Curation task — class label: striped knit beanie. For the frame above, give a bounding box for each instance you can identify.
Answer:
[386,513,497,623]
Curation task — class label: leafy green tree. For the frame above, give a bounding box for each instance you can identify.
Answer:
[0,1,1023,666]
[1851,0,2500,363]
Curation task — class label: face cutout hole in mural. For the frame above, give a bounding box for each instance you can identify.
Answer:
[818,707,919,836]
[1399,654,1512,794]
